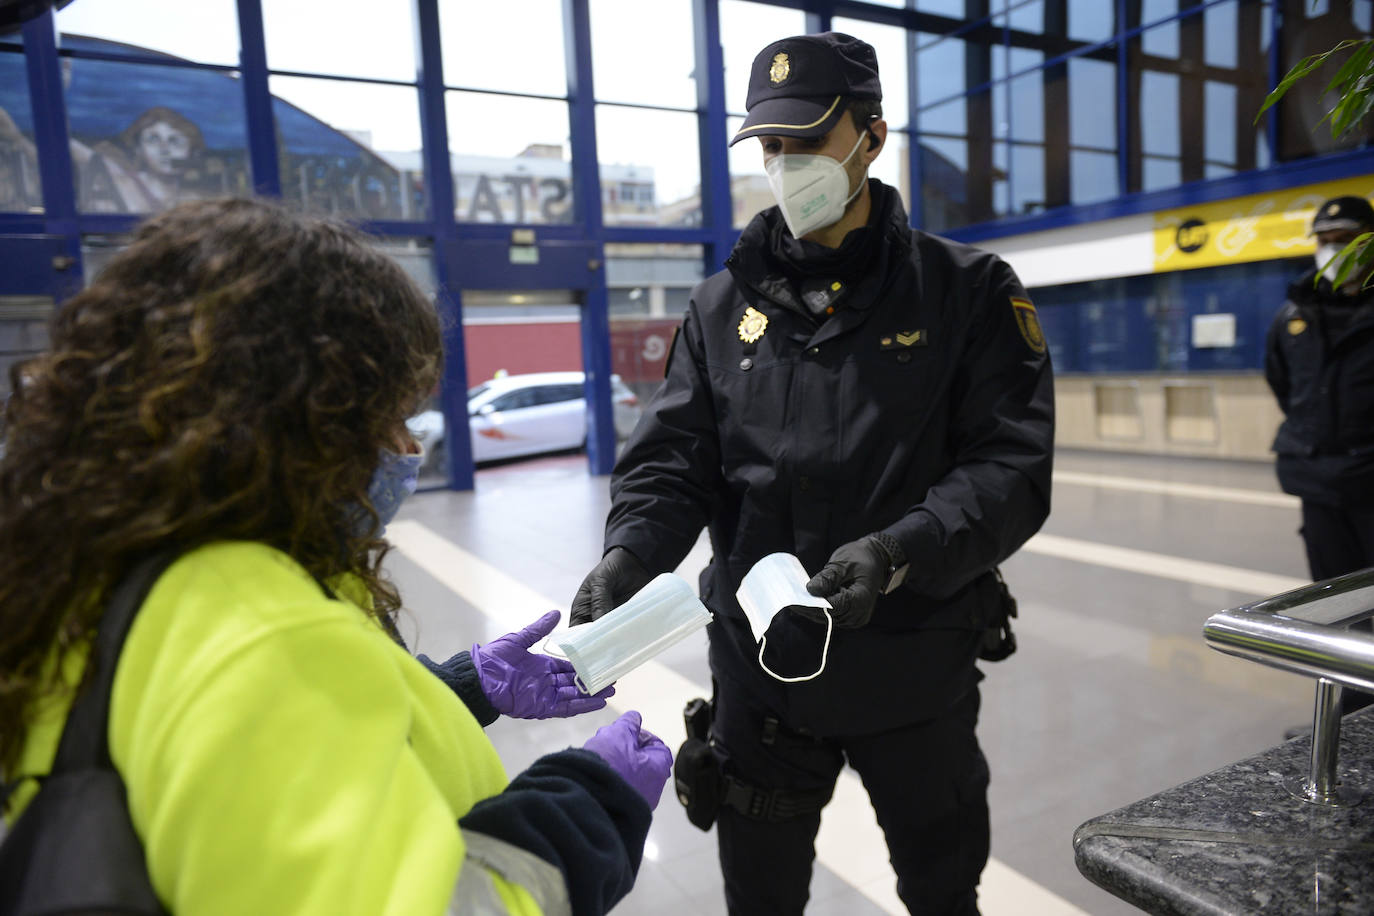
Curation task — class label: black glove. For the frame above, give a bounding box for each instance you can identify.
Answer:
[570,546,655,625]
[801,536,895,629]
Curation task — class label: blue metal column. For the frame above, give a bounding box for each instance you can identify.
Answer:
[1265,0,1281,164]
[564,0,615,476]
[694,0,737,271]
[236,0,281,196]
[414,0,475,491]
[22,9,82,303]
[1116,0,1132,195]
[906,10,923,231]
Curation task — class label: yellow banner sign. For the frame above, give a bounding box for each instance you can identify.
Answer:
[1153,175,1374,273]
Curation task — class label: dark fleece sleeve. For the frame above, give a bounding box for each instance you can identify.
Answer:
[417,650,500,727]
[458,748,652,916]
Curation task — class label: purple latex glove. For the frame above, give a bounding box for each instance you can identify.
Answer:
[582,710,673,810]
[472,610,615,719]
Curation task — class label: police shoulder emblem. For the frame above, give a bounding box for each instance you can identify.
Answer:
[1010,296,1046,354]
[1288,318,1307,336]
[769,52,790,85]
[738,306,768,343]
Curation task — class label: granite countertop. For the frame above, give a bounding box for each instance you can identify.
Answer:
[1074,710,1374,915]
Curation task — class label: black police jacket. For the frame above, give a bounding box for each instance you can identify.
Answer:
[604,186,1054,734]
[1265,268,1374,507]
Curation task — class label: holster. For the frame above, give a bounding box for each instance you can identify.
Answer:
[978,567,1019,662]
[673,697,834,831]
[674,698,723,830]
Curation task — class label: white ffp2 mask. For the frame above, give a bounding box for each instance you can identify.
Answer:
[552,573,712,695]
[1315,243,1349,285]
[735,553,833,683]
[765,130,869,239]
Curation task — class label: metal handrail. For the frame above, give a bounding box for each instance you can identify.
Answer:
[1203,567,1374,807]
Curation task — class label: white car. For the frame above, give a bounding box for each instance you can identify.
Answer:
[406,371,643,468]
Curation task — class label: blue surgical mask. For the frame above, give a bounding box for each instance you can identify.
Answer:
[351,446,424,536]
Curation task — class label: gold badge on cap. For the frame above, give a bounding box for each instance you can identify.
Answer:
[769,52,790,85]
[738,306,768,343]
[1010,297,1047,354]
[1288,318,1308,336]
[1326,203,1341,216]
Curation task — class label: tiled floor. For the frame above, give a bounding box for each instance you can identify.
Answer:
[387,447,1320,915]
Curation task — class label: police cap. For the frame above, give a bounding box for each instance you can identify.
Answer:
[1312,195,1374,234]
[729,32,881,147]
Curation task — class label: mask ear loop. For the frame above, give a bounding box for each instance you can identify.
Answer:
[757,609,832,682]
[540,635,598,696]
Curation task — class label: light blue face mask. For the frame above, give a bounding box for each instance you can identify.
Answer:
[351,446,424,537]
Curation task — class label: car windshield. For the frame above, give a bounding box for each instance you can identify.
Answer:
[467,383,490,401]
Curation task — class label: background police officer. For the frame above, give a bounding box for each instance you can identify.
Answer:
[572,32,1054,915]
[1266,195,1374,717]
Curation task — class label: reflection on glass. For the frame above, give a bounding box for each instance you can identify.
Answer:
[1205,81,1237,173]
[606,243,703,403]
[720,0,807,115]
[727,115,778,229]
[1069,58,1115,149]
[0,51,42,213]
[1011,143,1044,215]
[1139,70,1179,157]
[834,18,909,129]
[272,76,425,220]
[441,0,566,96]
[64,52,251,214]
[1142,156,1181,191]
[920,135,967,232]
[447,92,572,225]
[1141,0,1179,56]
[1009,71,1044,143]
[1007,0,1044,34]
[1205,1,1239,68]
[1068,0,1115,41]
[264,0,416,83]
[596,106,700,227]
[56,0,239,65]
[1070,150,1116,204]
[916,34,965,108]
[918,0,967,15]
[590,0,696,109]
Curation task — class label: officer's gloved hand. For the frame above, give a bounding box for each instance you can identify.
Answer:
[801,536,891,628]
[582,711,674,810]
[570,546,654,626]
[472,610,615,719]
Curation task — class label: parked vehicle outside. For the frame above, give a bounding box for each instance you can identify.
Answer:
[406,371,643,470]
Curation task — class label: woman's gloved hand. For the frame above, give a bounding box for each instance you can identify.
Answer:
[582,711,674,810]
[570,546,655,625]
[473,610,615,718]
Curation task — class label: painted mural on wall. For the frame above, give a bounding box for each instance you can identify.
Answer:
[0,36,420,218]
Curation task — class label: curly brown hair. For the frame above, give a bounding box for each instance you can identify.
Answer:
[0,197,442,772]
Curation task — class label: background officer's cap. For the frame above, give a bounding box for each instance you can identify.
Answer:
[1312,195,1374,233]
[729,32,881,147]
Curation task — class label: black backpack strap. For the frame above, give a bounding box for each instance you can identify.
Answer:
[50,550,181,773]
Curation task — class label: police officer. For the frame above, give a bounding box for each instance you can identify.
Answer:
[572,32,1054,915]
[1266,195,1374,715]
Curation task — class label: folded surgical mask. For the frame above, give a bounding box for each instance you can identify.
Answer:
[553,574,712,695]
[765,130,869,239]
[735,553,833,683]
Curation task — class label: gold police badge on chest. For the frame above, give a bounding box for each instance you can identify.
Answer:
[738,306,768,344]
[1288,318,1307,336]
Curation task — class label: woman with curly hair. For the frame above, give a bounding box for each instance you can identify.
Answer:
[0,198,670,914]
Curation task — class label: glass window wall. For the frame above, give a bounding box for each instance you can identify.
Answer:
[0,49,42,213]
[447,92,572,225]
